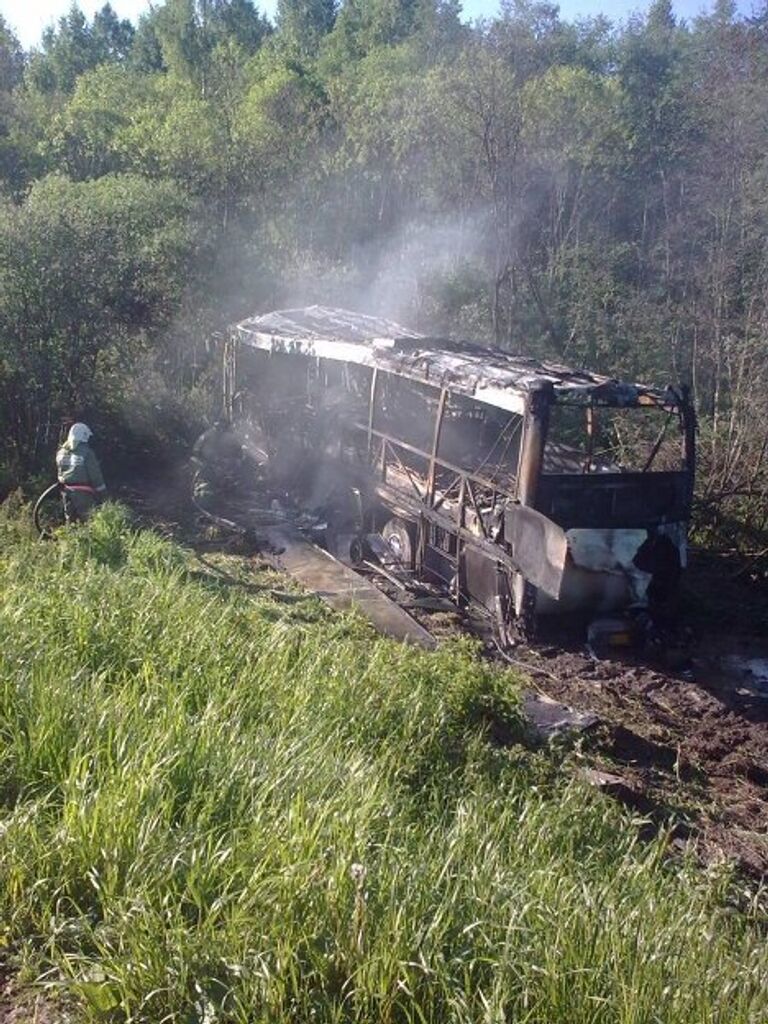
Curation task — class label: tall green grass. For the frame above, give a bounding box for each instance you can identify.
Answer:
[0,504,765,1022]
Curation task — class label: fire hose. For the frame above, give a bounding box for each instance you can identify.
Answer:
[32,481,62,537]
[33,481,103,536]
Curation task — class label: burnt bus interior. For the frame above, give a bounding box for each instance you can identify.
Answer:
[226,307,695,635]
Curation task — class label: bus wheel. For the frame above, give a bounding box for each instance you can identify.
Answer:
[382,517,416,571]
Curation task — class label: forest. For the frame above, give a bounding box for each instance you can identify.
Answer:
[0,0,767,555]
[2,5,768,1019]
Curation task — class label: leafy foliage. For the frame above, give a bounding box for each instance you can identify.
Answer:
[0,174,197,473]
[0,0,767,530]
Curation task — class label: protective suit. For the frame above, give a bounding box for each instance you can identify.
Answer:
[56,422,106,522]
[191,420,246,506]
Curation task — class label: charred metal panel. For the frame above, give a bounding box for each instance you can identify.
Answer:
[504,504,568,601]
[423,546,456,590]
[534,528,653,614]
[262,523,436,648]
[516,383,552,506]
[464,546,513,618]
[428,522,457,556]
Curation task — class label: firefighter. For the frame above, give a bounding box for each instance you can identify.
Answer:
[56,422,107,522]
[191,418,246,505]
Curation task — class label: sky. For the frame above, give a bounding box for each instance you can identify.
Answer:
[0,0,760,50]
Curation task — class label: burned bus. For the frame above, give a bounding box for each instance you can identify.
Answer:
[224,306,695,637]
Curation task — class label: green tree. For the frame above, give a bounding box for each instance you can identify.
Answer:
[238,53,330,195]
[152,0,209,84]
[151,0,270,92]
[617,0,689,245]
[518,66,629,359]
[130,13,167,72]
[28,5,100,92]
[0,15,24,93]
[490,0,578,82]
[0,174,197,473]
[329,41,442,236]
[212,0,272,53]
[26,3,134,93]
[0,18,27,193]
[422,40,523,342]
[92,3,135,62]
[277,0,337,55]
[328,0,457,61]
[43,64,150,179]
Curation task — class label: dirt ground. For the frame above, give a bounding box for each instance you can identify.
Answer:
[0,967,71,1024]
[495,633,768,876]
[402,556,768,878]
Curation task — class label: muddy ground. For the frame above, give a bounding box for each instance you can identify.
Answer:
[497,633,768,876]
[121,473,768,880]
[403,556,768,878]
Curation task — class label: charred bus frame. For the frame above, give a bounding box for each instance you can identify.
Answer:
[227,307,696,636]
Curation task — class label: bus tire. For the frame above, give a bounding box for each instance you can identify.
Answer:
[382,516,416,571]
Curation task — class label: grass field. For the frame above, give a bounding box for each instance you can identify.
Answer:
[0,504,765,1023]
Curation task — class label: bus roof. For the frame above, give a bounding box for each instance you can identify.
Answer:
[233,305,680,416]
